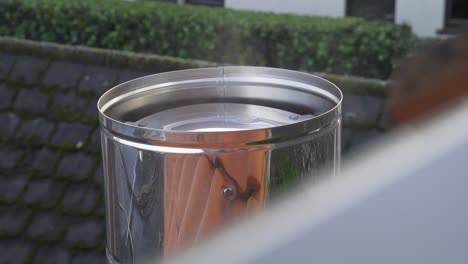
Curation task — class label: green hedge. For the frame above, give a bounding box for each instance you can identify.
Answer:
[0,36,216,72]
[0,0,416,79]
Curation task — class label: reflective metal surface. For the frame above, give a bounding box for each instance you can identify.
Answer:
[168,98,468,264]
[98,66,342,263]
[133,103,314,132]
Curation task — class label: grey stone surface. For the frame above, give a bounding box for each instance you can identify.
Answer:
[79,65,118,94]
[380,102,391,129]
[18,118,54,143]
[0,240,33,263]
[32,148,60,175]
[14,150,38,175]
[89,129,101,152]
[61,183,99,213]
[0,147,21,170]
[9,55,49,84]
[0,84,15,109]
[117,69,152,84]
[0,176,27,202]
[56,153,94,181]
[33,245,71,264]
[23,179,65,208]
[27,212,67,241]
[345,129,381,155]
[85,97,99,119]
[94,162,104,186]
[42,60,85,89]
[71,250,106,264]
[96,199,105,217]
[350,129,380,146]
[65,218,103,247]
[341,128,353,152]
[0,206,31,236]
[52,91,87,108]
[0,112,19,139]
[0,53,15,78]
[51,122,90,146]
[342,94,383,124]
[13,88,49,113]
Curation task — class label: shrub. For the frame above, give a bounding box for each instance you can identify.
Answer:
[0,0,417,79]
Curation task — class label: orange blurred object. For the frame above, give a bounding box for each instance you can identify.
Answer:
[163,135,268,256]
[390,34,468,126]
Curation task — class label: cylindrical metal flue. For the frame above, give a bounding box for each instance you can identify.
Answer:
[98,67,342,263]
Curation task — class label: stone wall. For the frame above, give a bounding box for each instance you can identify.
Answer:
[0,37,389,263]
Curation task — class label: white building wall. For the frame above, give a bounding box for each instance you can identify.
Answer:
[395,0,445,37]
[225,0,446,37]
[225,0,345,18]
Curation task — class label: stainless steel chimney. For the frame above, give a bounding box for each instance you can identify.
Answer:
[98,66,342,263]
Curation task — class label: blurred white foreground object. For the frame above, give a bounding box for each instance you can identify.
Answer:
[165,101,468,264]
